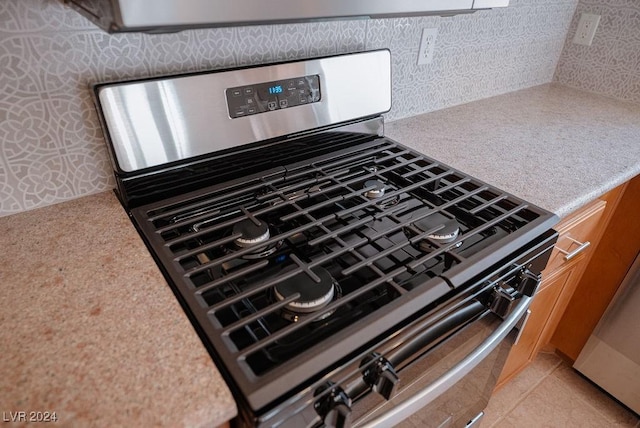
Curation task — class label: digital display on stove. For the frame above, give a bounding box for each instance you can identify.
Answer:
[226,74,320,119]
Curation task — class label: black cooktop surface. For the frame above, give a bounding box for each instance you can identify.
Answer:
[130,133,557,411]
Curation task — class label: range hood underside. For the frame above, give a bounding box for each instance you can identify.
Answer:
[65,0,509,33]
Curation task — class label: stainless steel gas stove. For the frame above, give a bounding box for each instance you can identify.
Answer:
[95,50,558,427]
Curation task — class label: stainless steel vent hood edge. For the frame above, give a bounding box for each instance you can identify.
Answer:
[64,0,510,34]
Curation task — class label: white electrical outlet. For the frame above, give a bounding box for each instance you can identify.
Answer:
[573,13,601,46]
[417,28,438,65]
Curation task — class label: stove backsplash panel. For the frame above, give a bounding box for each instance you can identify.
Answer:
[0,0,578,216]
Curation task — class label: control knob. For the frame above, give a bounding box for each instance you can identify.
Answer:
[517,268,541,297]
[314,382,352,428]
[490,281,519,318]
[361,352,399,400]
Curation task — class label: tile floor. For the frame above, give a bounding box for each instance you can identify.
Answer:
[481,351,640,428]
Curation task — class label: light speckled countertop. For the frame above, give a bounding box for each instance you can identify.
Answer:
[0,192,236,428]
[1,83,639,427]
[387,83,640,218]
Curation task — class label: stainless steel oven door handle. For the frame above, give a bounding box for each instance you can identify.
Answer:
[355,295,532,428]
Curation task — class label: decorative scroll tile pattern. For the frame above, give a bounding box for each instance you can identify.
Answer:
[1,0,577,216]
[555,0,640,104]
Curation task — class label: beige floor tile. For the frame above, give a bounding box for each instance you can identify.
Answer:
[551,362,639,426]
[480,351,562,427]
[494,373,613,428]
[506,351,564,397]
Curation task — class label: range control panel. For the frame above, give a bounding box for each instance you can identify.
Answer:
[226,75,320,119]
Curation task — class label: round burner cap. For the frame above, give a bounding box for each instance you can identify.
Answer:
[414,213,461,244]
[364,180,386,199]
[233,219,270,248]
[274,267,336,313]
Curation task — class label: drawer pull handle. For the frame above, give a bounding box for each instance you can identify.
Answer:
[557,237,591,261]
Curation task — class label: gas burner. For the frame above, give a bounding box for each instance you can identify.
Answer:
[413,213,461,244]
[274,267,338,322]
[363,180,386,199]
[233,218,270,248]
[230,218,283,259]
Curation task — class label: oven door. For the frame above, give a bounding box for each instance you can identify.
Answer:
[351,295,530,428]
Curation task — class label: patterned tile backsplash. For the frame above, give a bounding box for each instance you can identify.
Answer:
[0,0,579,216]
[555,0,640,104]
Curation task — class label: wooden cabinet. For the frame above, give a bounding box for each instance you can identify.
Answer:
[552,176,640,361]
[542,200,606,276]
[496,191,618,388]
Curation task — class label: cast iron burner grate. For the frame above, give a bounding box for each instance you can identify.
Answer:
[132,135,551,410]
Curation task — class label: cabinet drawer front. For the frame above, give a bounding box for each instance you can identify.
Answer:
[543,199,606,279]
